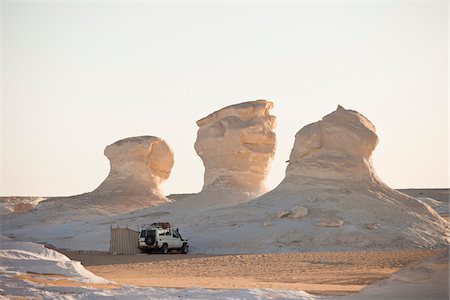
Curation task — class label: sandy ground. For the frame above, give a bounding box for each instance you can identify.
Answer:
[15,273,119,289]
[61,249,442,296]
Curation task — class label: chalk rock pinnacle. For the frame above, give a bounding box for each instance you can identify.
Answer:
[93,136,174,203]
[194,100,276,197]
[243,105,448,251]
[286,105,379,183]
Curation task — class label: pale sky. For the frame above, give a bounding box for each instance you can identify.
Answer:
[1,1,448,197]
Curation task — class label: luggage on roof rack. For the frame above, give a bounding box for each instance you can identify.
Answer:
[150,222,171,229]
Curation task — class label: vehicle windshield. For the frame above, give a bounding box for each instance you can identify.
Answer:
[175,229,183,240]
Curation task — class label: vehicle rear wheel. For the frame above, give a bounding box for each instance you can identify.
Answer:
[181,244,188,254]
[160,244,168,254]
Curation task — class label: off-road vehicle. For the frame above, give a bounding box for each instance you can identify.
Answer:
[138,222,189,254]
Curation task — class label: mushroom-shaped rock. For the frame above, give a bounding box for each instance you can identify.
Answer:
[91,136,174,210]
[191,106,448,252]
[194,100,276,198]
[287,105,379,183]
[262,106,448,249]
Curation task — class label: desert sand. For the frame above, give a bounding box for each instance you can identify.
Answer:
[2,237,447,299]
[61,249,441,296]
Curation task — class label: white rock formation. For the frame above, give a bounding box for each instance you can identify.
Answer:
[0,197,46,215]
[277,209,290,218]
[29,136,175,217]
[243,105,448,250]
[169,106,448,252]
[276,207,308,219]
[93,136,174,199]
[365,223,380,230]
[194,100,276,200]
[316,218,344,227]
[286,105,379,183]
[89,136,174,210]
[2,106,448,254]
[288,206,308,219]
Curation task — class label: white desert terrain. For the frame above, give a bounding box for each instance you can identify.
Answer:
[1,101,448,299]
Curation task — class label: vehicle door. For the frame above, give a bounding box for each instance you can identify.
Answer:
[159,229,170,247]
[171,229,183,248]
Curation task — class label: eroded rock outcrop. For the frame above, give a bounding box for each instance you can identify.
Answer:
[181,105,448,252]
[255,105,449,250]
[5,136,175,223]
[3,105,448,253]
[93,136,174,202]
[286,105,379,183]
[194,100,276,199]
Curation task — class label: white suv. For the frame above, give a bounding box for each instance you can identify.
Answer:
[138,222,189,254]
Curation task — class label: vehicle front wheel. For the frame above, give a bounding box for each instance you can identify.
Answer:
[160,244,168,254]
[181,244,188,254]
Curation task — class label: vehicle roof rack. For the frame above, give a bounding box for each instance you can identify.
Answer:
[141,222,171,229]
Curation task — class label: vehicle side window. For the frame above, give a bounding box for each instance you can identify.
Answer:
[140,230,146,238]
[172,230,179,238]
